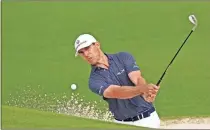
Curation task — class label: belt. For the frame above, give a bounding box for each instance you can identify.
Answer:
[115,107,155,122]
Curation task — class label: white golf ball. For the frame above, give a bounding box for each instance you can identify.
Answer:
[71,84,77,90]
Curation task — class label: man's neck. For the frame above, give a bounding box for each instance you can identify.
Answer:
[95,52,109,69]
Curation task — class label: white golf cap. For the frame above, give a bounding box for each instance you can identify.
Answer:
[74,34,97,57]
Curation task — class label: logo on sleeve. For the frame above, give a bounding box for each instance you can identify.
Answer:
[133,62,139,68]
[99,86,104,94]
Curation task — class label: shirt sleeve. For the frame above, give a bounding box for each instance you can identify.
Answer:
[89,76,111,97]
[118,52,140,74]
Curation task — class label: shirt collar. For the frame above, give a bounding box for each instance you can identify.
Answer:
[105,53,113,60]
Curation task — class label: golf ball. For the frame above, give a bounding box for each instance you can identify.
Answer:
[71,84,77,90]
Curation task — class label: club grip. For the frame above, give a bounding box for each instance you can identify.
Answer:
[156,80,161,86]
[156,70,166,86]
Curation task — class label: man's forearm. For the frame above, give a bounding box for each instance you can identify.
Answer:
[113,77,147,99]
[106,85,145,99]
[136,77,147,95]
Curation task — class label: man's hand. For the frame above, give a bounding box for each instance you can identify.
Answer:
[136,84,158,95]
[142,84,160,103]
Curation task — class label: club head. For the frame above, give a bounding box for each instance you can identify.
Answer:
[189,15,198,31]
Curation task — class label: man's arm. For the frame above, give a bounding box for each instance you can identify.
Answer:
[128,70,147,86]
[103,84,155,99]
[89,77,157,100]
[128,70,160,102]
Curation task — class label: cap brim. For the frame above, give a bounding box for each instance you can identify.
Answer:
[75,42,93,57]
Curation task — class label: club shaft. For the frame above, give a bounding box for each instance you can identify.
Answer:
[156,29,194,86]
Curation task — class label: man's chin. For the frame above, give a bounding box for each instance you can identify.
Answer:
[88,61,97,66]
[90,62,97,66]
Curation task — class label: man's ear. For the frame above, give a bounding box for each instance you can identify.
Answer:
[94,42,100,48]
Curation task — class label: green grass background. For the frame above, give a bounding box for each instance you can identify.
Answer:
[2,1,210,128]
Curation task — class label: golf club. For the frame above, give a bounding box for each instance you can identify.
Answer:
[156,15,198,86]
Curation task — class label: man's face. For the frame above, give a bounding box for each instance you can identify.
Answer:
[78,42,101,65]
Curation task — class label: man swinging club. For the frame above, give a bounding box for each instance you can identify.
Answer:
[74,33,161,128]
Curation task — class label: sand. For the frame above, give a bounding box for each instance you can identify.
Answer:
[160,117,210,129]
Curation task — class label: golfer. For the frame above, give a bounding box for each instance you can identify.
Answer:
[74,33,161,128]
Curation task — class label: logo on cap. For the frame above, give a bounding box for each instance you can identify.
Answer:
[75,40,87,51]
[76,40,80,45]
